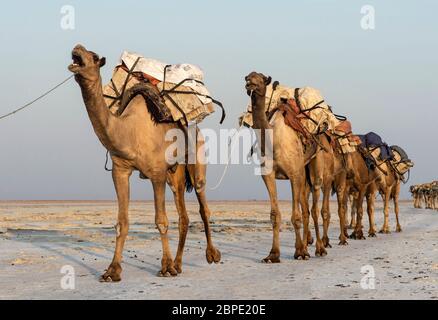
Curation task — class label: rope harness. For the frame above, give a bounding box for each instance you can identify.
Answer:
[0,75,74,120]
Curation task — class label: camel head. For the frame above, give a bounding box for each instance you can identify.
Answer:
[245,72,271,97]
[68,44,106,81]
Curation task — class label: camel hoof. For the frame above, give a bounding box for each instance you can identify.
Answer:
[368,232,377,238]
[262,253,281,263]
[307,237,314,245]
[174,260,183,274]
[322,237,331,248]
[294,249,310,260]
[315,247,327,257]
[338,239,348,246]
[100,263,122,282]
[396,226,402,233]
[158,259,178,277]
[206,246,221,264]
[379,229,391,234]
[349,231,366,240]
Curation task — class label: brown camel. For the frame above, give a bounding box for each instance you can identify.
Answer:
[245,72,311,261]
[68,44,220,281]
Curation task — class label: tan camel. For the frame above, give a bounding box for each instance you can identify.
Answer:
[68,44,220,281]
[375,161,402,233]
[305,133,349,252]
[245,72,311,261]
[348,151,381,239]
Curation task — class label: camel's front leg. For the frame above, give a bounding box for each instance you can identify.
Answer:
[335,178,348,245]
[366,194,377,237]
[308,159,326,256]
[101,165,133,282]
[294,178,311,260]
[261,172,281,263]
[153,178,178,277]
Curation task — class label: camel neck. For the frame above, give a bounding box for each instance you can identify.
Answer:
[251,92,270,129]
[77,75,115,150]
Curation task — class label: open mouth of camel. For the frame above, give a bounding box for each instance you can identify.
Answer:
[71,52,84,67]
[68,50,86,73]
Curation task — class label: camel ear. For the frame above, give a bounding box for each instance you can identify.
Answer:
[264,76,272,86]
[99,57,106,67]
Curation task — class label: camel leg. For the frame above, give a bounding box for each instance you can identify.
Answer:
[348,194,357,229]
[321,181,332,249]
[152,178,178,277]
[350,189,366,240]
[293,178,310,260]
[261,172,281,263]
[190,163,221,264]
[336,178,348,245]
[394,183,402,232]
[308,160,326,256]
[379,187,391,234]
[101,165,133,282]
[366,185,377,237]
[168,167,189,274]
[304,183,314,245]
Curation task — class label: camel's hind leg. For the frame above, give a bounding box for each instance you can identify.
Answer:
[348,193,357,229]
[101,164,133,282]
[152,178,178,277]
[350,188,366,240]
[167,166,189,273]
[188,163,221,264]
[261,172,282,263]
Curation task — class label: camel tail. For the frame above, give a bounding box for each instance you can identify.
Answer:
[305,166,313,191]
[185,167,194,193]
[331,183,336,196]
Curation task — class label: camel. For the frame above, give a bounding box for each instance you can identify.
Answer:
[347,150,381,239]
[245,72,311,260]
[68,44,220,281]
[375,162,403,233]
[305,133,349,251]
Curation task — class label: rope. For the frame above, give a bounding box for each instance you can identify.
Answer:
[209,95,251,190]
[0,75,74,120]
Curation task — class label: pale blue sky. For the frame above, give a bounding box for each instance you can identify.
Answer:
[0,0,436,200]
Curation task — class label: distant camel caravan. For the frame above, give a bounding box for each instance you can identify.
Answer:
[69,45,415,281]
[410,181,438,210]
[242,71,414,261]
[69,45,221,281]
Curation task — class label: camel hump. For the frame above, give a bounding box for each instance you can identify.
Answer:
[118,82,173,122]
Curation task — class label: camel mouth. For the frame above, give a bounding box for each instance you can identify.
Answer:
[71,52,84,67]
[68,51,85,73]
[245,82,257,93]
